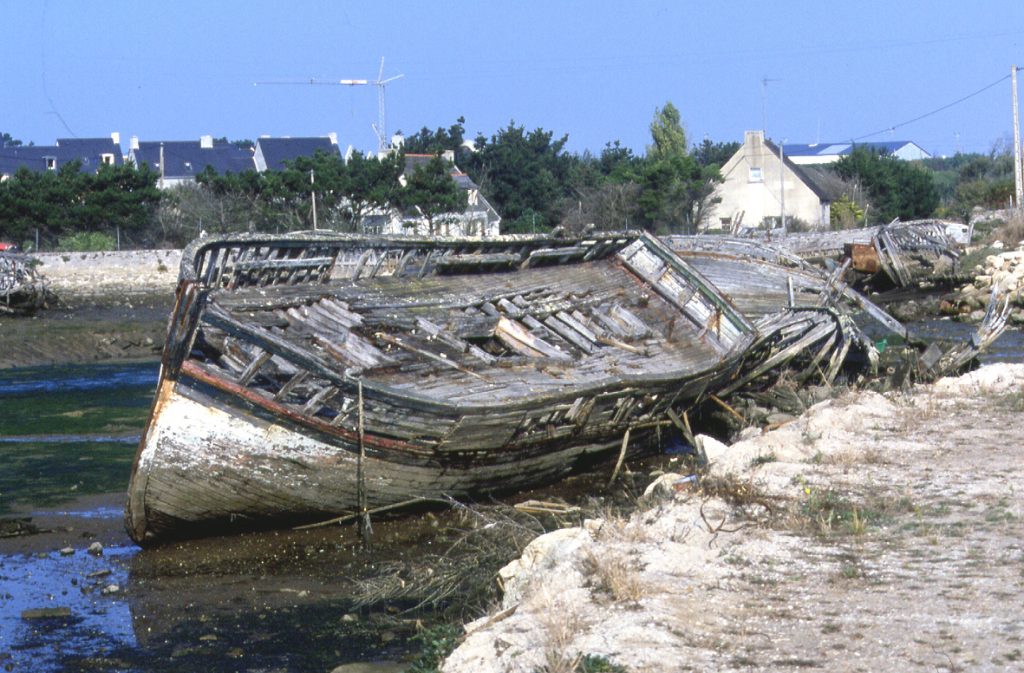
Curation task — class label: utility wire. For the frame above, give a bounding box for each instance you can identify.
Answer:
[852,73,1011,142]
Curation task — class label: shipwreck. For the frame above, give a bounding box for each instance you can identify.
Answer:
[126,232,762,544]
[126,228,1008,545]
[0,252,49,314]
[757,219,964,291]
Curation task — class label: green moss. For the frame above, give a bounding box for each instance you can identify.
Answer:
[0,439,136,513]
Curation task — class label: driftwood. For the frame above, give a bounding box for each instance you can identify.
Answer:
[0,253,49,314]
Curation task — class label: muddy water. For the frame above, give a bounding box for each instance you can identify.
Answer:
[0,363,607,672]
[907,317,1024,363]
[0,364,435,671]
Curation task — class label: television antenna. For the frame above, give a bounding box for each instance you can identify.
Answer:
[761,76,781,134]
[256,57,404,154]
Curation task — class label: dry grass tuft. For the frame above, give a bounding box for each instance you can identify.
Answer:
[579,547,648,604]
[590,508,651,546]
[699,474,778,522]
[990,212,1024,247]
[816,446,889,467]
[535,588,587,673]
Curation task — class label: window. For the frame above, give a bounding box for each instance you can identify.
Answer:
[101,154,115,165]
[44,156,57,170]
[748,167,762,182]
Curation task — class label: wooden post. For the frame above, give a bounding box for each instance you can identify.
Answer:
[357,380,372,546]
[1013,65,1023,212]
[607,427,631,487]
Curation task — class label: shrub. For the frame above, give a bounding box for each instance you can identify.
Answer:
[57,232,116,252]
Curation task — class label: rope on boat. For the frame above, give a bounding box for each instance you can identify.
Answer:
[357,379,372,546]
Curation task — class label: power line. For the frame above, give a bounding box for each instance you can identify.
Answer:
[852,73,1010,142]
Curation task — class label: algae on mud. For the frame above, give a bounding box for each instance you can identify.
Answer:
[0,363,156,513]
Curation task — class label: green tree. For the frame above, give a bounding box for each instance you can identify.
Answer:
[401,117,467,156]
[462,122,572,232]
[398,153,468,234]
[833,147,938,223]
[634,102,723,233]
[647,102,687,160]
[694,138,740,168]
[0,162,161,248]
[1,132,23,147]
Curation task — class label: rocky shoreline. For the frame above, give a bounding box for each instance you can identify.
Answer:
[943,242,1024,326]
[442,363,1024,672]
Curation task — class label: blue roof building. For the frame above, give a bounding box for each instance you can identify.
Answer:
[127,136,255,188]
[781,140,931,165]
[253,135,340,172]
[0,134,122,178]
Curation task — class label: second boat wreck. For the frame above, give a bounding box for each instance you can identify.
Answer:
[127,232,759,544]
[0,251,49,314]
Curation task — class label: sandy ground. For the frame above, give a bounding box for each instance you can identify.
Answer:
[443,364,1024,673]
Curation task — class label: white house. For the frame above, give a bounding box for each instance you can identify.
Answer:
[710,130,850,231]
[361,151,502,237]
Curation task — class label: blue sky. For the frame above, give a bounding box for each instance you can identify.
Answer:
[1,1,1022,158]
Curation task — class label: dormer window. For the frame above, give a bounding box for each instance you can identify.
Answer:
[101,154,115,165]
[184,161,193,171]
[44,156,57,170]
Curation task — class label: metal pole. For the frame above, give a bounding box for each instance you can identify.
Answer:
[1012,65,1023,212]
[779,142,786,234]
[310,169,317,230]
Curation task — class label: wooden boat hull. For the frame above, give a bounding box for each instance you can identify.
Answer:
[126,232,754,544]
[127,362,726,542]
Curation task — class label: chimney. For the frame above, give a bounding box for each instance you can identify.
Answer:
[130,135,139,151]
[391,133,405,149]
[328,132,338,145]
[110,132,120,146]
[200,135,214,149]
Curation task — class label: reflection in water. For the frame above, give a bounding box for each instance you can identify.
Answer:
[0,513,135,672]
[0,362,159,396]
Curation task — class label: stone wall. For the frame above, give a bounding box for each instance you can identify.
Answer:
[32,249,182,297]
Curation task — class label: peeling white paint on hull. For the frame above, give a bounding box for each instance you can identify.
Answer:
[126,383,623,544]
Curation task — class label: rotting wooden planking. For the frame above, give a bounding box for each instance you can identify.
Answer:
[126,229,1004,545]
[126,231,760,545]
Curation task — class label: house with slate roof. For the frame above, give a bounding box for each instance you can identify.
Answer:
[782,140,930,165]
[709,130,853,231]
[361,151,501,237]
[253,134,340,172]
[0,134,122,180]
[127,135,255,189]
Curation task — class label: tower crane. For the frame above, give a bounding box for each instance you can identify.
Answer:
[256,57,404,155]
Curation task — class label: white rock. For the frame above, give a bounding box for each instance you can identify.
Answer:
[497,527,592,608]
[696,434,730,466]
